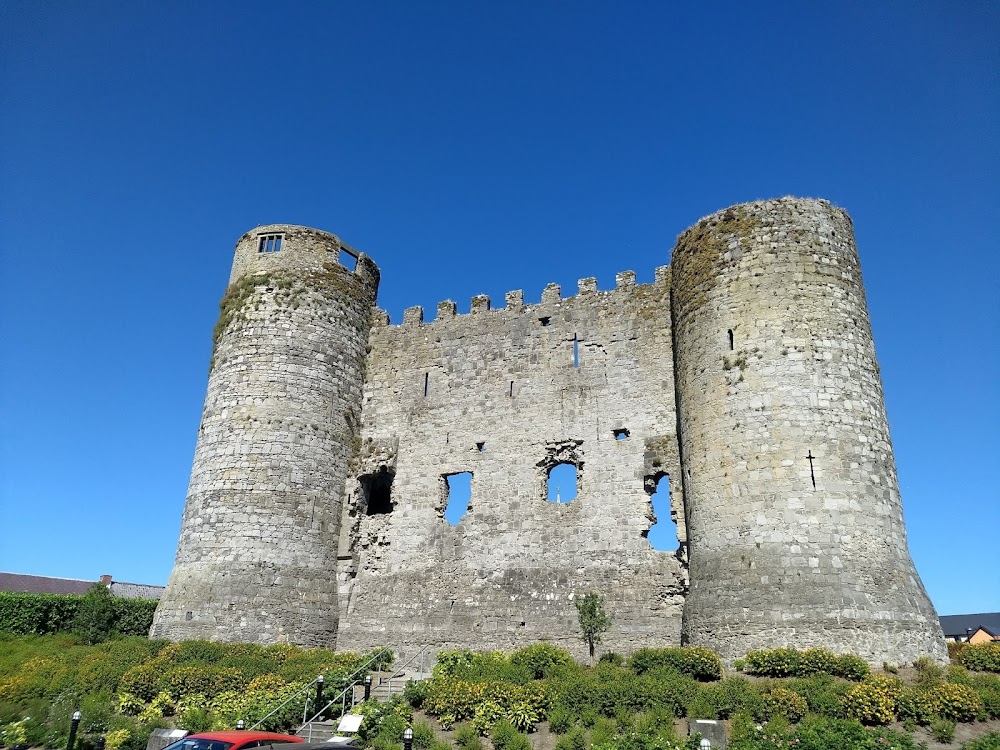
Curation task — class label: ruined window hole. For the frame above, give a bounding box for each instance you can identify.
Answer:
[423,372,429,397]
[613,428,630,441]
[443,472,472,525]
[645,473,679,552]
[573,335,579,368]
[547,462,578,503]
[539,317,551,327]
[361,468,394,515]
[258,234,283,253]
[339,248,358,271]
[728,329,734,350]
[476,442,485,452]
[509,381,514,397]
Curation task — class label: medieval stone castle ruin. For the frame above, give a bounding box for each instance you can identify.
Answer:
[151,197,946,665]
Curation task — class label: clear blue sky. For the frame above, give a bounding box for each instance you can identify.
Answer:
[1,2,996,616]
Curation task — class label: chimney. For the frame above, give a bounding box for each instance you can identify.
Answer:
[100,575,112,586]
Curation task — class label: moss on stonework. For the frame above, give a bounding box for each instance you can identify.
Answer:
[209,261,372,372]
[672,207,761,317]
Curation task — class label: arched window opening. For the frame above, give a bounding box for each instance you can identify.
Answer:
[547,462,578,503]
[727,329,734,350]
[647,474,679,551]
[443,472,472,525]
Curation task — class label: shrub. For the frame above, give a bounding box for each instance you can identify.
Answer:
[929,682,983,722]
[455,724,482,750]
[947,641,967,663]
[744,648,800,677]
[627,647,722,681]
[833,653,870,681]
[964,732,1000,750]
[119,664,161,702]
[841,675,903,725]
[490,718,517,750]
[799,648,839,676]
[895,687,935,725]
[913,655,946,690]
[930,717,955,743]
[403,679,429,709]
[736,715,923,749]
[704,676,764,720]
[973,674,1000,719]
[547,705,574,734]
[553,728,584,750]
[962,643,1000,673]
[104,727,132,750]
[178,705,211,733]
[761,687,807,723]
[411,721,435,750]
[598,652,624,667]
[733,659,745,673]
[784,674,851,719]
[510,644,572,679]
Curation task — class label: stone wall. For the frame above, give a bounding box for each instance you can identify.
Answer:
[671,198,946,664]
[335,269,688,660]
[151,225,379,645]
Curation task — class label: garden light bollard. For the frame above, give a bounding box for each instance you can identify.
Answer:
[95,737,105,750]
[364,674,372,701]
[402,727,413,750]
[236,720,245,730]
[67,711,81,750]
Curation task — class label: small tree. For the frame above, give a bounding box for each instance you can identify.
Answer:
[73,583,116,644]
[575,591,612,661]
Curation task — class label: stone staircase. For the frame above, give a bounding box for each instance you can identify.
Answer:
[297,650,433,742]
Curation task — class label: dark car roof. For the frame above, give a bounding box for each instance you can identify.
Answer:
[189,732,302,744]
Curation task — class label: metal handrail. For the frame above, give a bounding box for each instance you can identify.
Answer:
[248,677,319,731]
[297,646,433,741]
[376,645,432,700]
[251,648,395,731]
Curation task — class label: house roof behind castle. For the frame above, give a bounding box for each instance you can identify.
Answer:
[939,612,1000,638]
[0,572,164,600]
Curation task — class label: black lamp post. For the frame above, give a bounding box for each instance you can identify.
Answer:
[95,736,106,750]
[316,674,324,714]
[67,711,81,750]
[363,674,372,701]
[402,727,413,750]
[236,720,245,731]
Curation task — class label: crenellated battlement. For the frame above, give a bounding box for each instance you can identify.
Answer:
[373,265,670,327]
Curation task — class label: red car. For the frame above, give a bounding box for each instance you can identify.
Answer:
[163,731,304,750]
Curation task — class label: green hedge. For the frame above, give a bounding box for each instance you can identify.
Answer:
[962,643,1000,674]
[0,591,157,637]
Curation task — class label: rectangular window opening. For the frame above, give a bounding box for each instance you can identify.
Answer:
[509,381,514,397]
[476,442,485,452]
[613,428,630,441]
[539,317,551,327]
[443,472,473,525]
[258,233,284,253]
[339,247,359,271]
[423,372,429,397]
[573,335,579,368]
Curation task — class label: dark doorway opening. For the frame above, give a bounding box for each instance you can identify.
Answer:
[361,468,395,515]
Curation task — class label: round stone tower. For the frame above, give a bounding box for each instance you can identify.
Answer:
[151,225,379,646]
[671,197,945,665]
